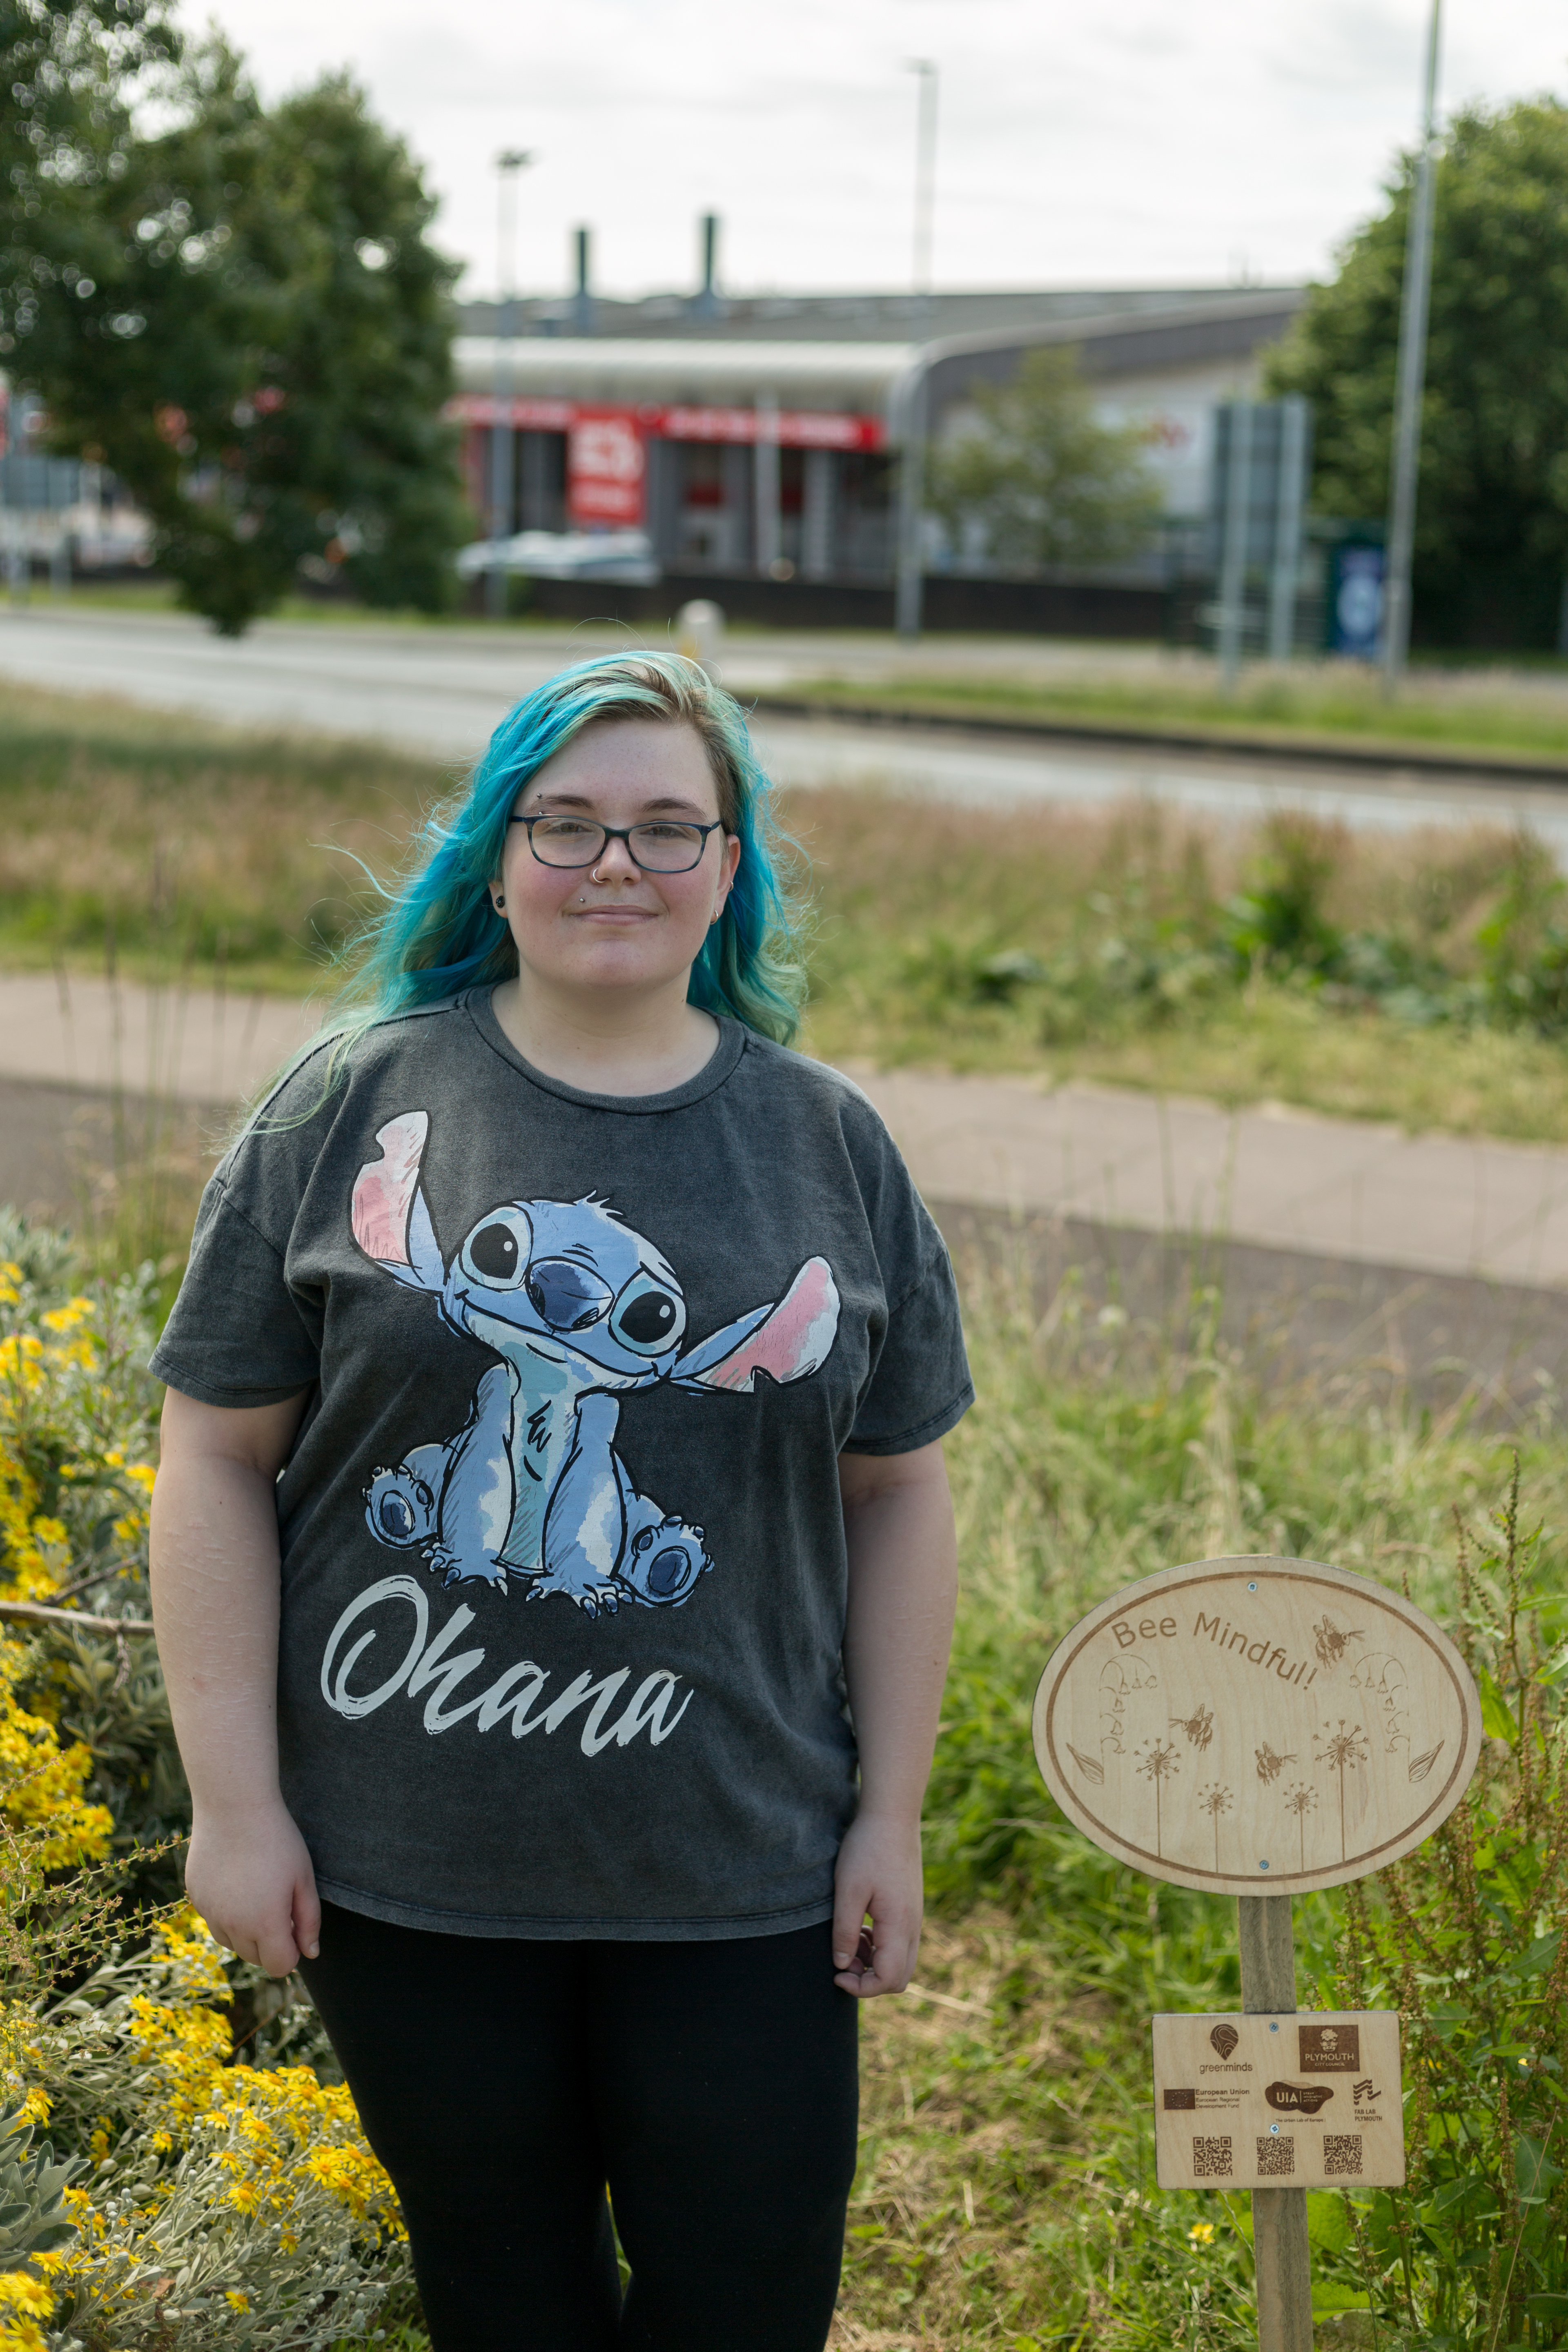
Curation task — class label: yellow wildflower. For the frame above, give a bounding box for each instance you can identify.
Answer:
[38,1300,93,1336]
[0,2268,53,2351]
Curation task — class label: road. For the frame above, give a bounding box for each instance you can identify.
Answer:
[5,604,1568,850]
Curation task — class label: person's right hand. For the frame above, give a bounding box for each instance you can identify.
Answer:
[184,1800,321,1978]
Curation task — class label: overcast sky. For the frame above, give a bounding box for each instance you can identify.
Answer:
[193,0,1566,303]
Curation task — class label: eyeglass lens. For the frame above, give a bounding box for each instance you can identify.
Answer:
[528,817,709,872]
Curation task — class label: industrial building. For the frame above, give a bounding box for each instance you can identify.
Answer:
[451,237,1304,628]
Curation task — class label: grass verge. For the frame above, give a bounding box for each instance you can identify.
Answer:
[6,680,1568,1151]
[775,660,1568,771]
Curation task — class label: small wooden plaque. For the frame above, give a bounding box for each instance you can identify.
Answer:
[1153,2010,1404,2190]
[1032,1555,1480,1894]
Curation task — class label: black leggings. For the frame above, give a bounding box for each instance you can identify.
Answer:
[300,1902,860,2352]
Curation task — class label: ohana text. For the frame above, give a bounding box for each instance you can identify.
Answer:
[320,1575,693,1754]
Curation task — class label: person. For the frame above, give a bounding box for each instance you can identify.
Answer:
[148,652,971,2352]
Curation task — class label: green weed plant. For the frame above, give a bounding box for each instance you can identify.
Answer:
[839,1267,1568,2350]
[1319,1470,1568,2352]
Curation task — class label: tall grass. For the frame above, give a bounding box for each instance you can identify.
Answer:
[6,682,1568,1149]
[837,1254,1568,2348]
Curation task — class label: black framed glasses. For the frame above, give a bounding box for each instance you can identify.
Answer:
[508,815,726,874]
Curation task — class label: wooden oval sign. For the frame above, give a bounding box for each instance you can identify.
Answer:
[1032,1556,1481,1895]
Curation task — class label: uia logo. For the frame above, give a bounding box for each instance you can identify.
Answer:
[1209,2023,1239,2059]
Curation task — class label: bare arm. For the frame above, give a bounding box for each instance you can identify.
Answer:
[149,1384,316,1978]
[833,1439,958,1998]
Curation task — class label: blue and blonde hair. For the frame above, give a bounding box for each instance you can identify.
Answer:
[326,651,806,1056]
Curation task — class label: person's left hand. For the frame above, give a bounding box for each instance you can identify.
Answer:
[831,1811,924,1997]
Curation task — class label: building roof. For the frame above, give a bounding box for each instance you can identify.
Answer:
[454,284,1301,346]
[454,288,1307,439]
[452,337,915,412]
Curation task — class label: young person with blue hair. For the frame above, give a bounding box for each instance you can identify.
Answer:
[148,652,970,2352]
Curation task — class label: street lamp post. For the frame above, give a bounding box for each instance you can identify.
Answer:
[488,148,532,623]
[1381,0,1441,695]
[907,59,938,343]
[895,60,939,643]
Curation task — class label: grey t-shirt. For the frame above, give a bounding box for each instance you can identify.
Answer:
[152,993,972,1940]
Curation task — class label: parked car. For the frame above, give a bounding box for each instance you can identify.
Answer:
[454,529,658,584]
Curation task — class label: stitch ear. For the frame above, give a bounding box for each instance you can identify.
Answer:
[675,1257,840,1393]
[352,1113,440,1286]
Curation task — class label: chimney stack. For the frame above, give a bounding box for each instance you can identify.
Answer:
[691,212,725,320]
[571,226,596,335]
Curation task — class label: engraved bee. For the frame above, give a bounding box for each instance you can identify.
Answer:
[1255,1741,1297,1784]
[1312,1614,1366,1669]
[1171,1702,1215,1751]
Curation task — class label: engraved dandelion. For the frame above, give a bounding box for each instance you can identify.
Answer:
[1196,1782,1233,1872]
[1282,1781,1318,1872]
[1134,1737,1181,1858]
[1312,1719,1370,1864]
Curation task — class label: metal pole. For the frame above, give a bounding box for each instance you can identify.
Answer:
[893,60,939,642]
[894,365,929,642]
[1239,1897,1312,2352]
[906,60,938,343]
[1381,0,1441,696]
[754,392,780,578]
[1267,396,1309,663]
[487,149,531,622]
[1217,401,1254,693]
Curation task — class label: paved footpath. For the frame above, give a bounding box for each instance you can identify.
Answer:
[3,969,1566,1295]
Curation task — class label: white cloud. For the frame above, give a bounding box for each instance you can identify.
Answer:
[190,0,1568,298]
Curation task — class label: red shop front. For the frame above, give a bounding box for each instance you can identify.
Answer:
[450,395,885,532]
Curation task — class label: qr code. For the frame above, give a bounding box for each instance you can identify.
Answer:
[1192,2136,1233,2178]
[1324,2135,1363,2177]
[1255,2136,1295,2177]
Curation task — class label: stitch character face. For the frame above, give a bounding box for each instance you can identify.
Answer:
[446,1196,689,1390]
[350,1112,840,1621]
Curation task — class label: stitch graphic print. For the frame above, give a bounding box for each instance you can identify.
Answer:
[351,1112,842,1621]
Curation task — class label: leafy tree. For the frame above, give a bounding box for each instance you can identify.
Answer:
[927,346,1162,572]
[1267,99,1568,650]
[0,0,178,344]
[14,41,470,633]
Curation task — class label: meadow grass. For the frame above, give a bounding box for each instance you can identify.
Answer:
[6,680,1568,1147]
[840,1262,1568,2350]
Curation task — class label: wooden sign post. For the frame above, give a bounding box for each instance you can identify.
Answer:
[1032,1555,1481,2352]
